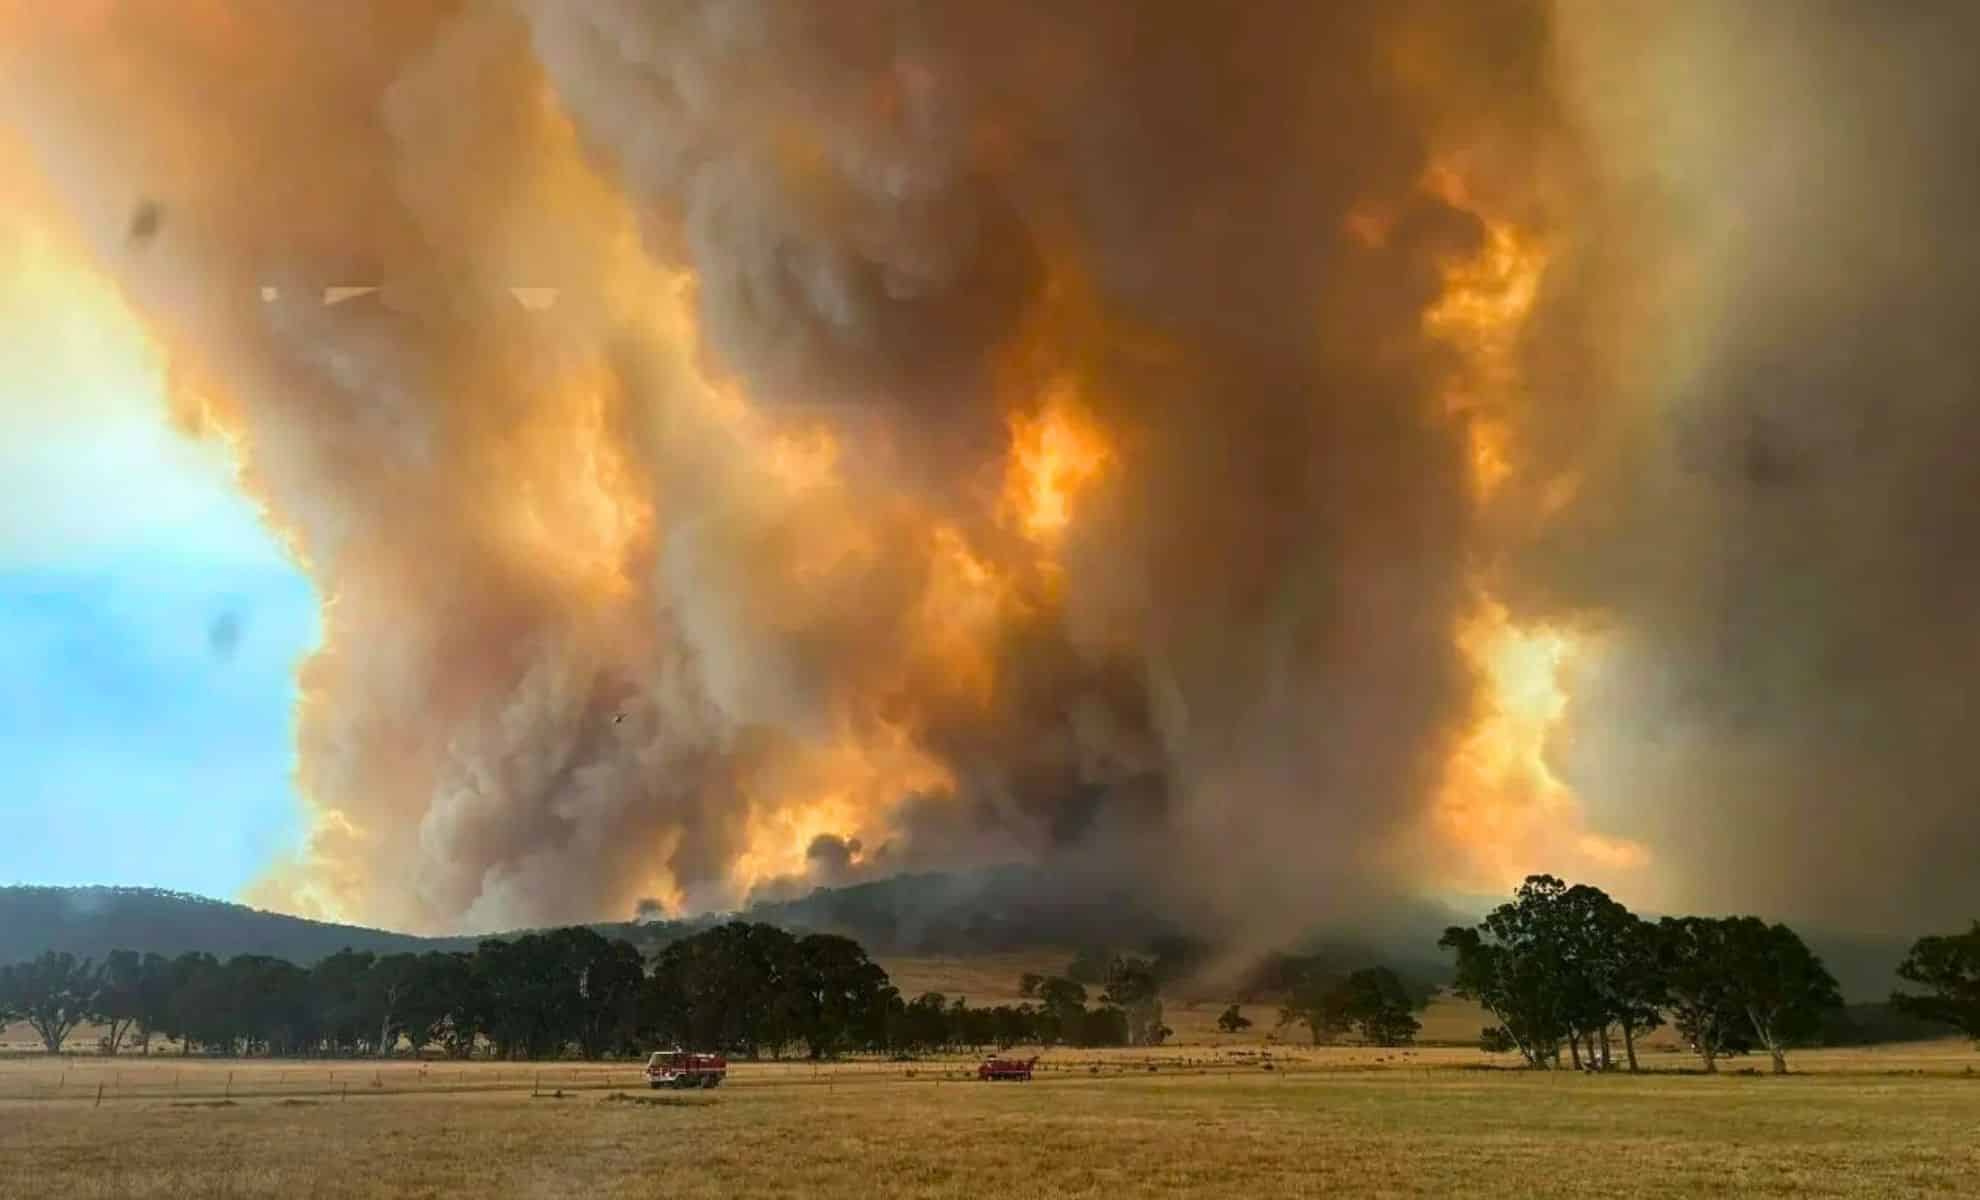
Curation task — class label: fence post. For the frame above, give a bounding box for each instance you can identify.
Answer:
[95,1082,104,1109]
[225,1071,232,1100]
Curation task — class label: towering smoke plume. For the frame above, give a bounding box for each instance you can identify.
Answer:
[1515,2,1980,932]
[2,1,1975,937]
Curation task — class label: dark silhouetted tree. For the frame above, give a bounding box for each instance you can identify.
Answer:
[1598,905,1667,1072]
[644,922,801,1059]
[1080,1005,1130,1047]
[991,1004,1036,1049]
[368,953,426,1056]
[1658,916,1754,1073]
[1216,1004,1252,1034]
[790,934,889,1058]
[897,992,952,1053]
[572,934,645,1060]
[1278,963,1348,1045]
[132,952,174,1055]
[1102,956,1166,1046]
[310,949,380,1055]
[421,952,485,1059]
[1442,875,1634,1068]
[93,949,146,1054]
[1331,967,1421,1046]
[1716,917,1841,1074]
[1441,914,1565,1068]
[1,952,99,1053]
[162,952,226,1054]
[1892,921,1980,1042]
[1035,977,1088,1047]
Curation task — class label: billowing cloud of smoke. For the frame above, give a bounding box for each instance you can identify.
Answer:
[1510,1,1980,934]
[517,0,1583,941]
[2,0,1550,938]
[7,0,1972,939]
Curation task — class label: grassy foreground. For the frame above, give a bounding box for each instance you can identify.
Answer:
[3,1047,1978,1198]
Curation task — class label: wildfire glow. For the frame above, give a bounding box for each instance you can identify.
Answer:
[724,721,955,900]
[1422,169,1547,503]
[491,365,653,603]
[1004,382,1114,541]
[1419,171,1648,890]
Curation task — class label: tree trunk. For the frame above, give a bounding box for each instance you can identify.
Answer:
[1621,1021,1639,1073]
[1567,1032,1582,1071]
[1746,1008,1788,1075]
[1700,1040,1717,1074]
[1596,1026,1612,1072]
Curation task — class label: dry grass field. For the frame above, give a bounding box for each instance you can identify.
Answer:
[2,1039,1976,1198]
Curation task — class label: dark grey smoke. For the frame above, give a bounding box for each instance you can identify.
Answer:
[1512,1,1980,932]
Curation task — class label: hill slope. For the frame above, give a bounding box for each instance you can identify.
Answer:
[0,887,478,964]
[0,877,1918,1002]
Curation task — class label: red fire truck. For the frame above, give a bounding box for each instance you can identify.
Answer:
[977,1056,1036,1082]
[645,1048,728,1089]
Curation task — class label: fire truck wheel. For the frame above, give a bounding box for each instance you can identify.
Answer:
[649,1081,663,1090]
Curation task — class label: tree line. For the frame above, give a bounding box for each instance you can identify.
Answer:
[6,885,1976,1066]
[1440,874,1980,1073]
[0,922,1167,1060]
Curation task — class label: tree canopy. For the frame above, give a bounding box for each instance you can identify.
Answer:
[0,952,99,1054]
[1892,921,1980,1042]
[1444,876,1840,1073]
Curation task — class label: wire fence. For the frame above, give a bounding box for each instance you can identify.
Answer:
[0,1050,1371,1106]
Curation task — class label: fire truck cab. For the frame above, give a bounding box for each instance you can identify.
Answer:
[977,1056,1035,1081]
[645,1048,728,1089]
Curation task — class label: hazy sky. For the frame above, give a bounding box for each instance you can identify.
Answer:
[0,222,315,897]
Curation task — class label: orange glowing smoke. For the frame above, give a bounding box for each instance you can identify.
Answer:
[1415,171,1648,891]
[484,362,654,604]
[1003,381,1115,542]
[1421,166,1547,503]
[723,721,955,900]
[1429,600,1647,890]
